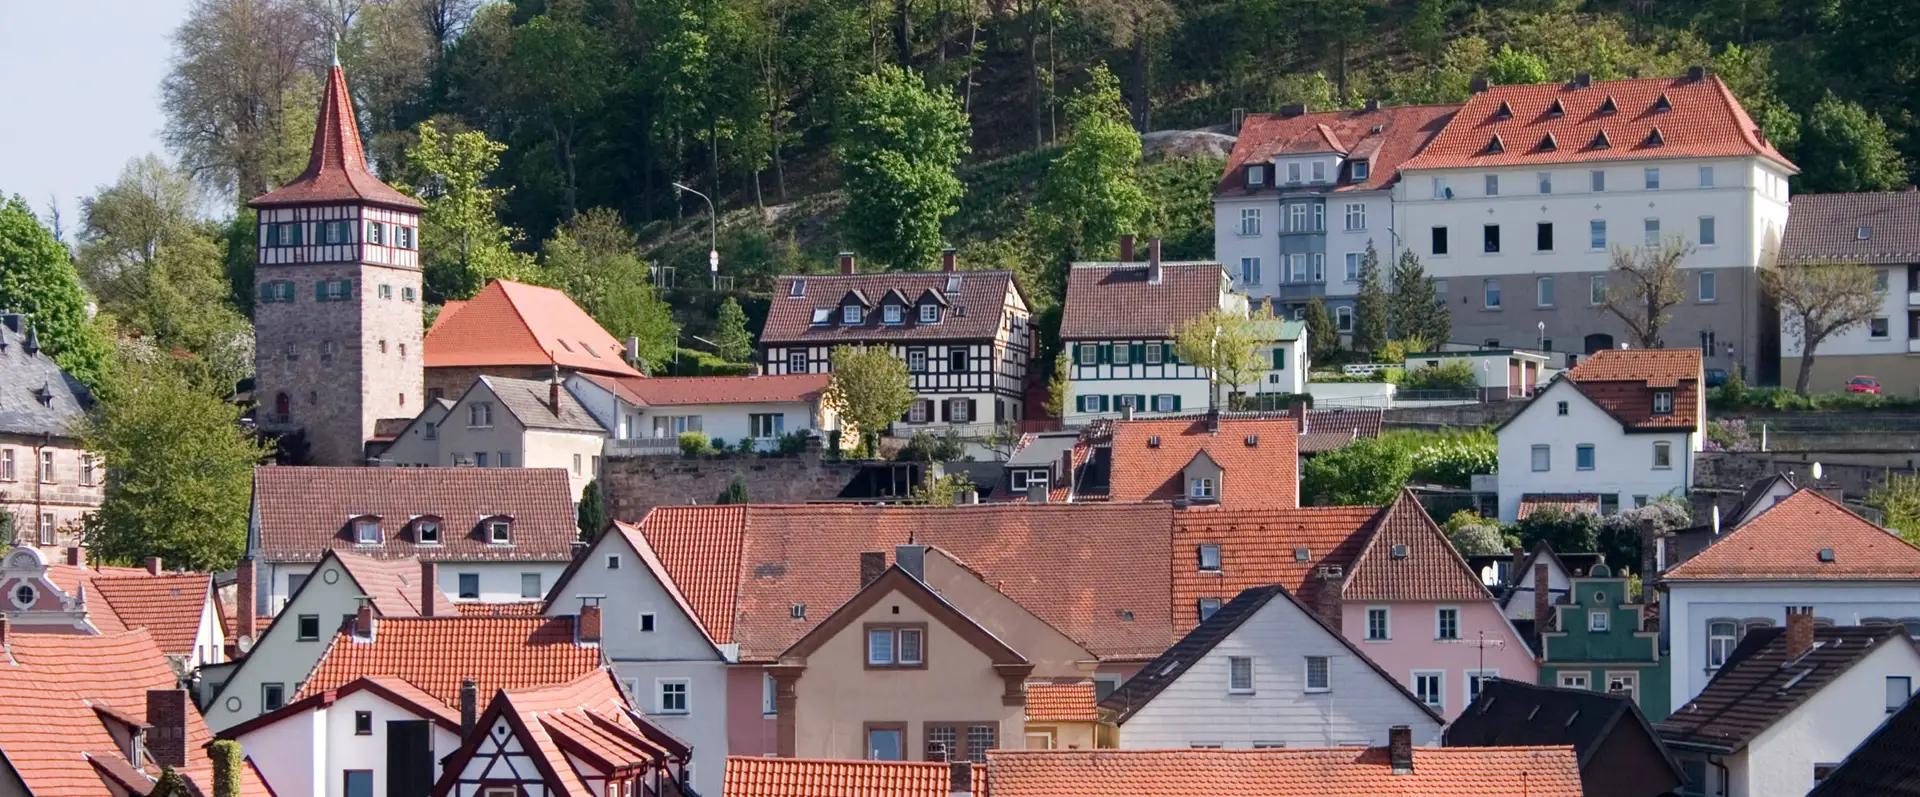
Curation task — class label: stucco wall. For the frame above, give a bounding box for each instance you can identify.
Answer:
[1341,600,1537,720]
[319,690,464,797]
[1738,640,1920,797]
[235,702,322,797]
[1497,379,1693,522]
[1664,581,1920,710]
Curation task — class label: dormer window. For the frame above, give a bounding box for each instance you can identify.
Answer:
[1287,162,1302,184]
[1538,134,1558,153]
[842,305,861,324]
[1652,93,1672,112]
[353,517,381,545]
[414,516,442,545]
[883,305,903,325]
[810,308,832,326]
[1198,544,1222,572]
[1546,98,1566,117]
[1350,160,1369,181]
[1643,127,1665,148]
[1653,389,1674,415]
[1247,164,1266,187]
[1189,477,1216,500]
[485,517,513,545]
[919,304,939,323]
[1598,95,1618,115]
[1492,101,1513,120]
[1589,130,1611,150]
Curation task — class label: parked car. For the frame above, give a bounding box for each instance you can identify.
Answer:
[1847,375,1882,395]
[1704,368,1730,387]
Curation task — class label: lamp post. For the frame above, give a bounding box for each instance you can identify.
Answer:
[1537,321,1546,351]
[672,182,718,290]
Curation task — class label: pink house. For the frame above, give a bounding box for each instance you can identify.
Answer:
[1173,490,1537,719]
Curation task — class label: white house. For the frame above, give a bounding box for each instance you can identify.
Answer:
[1659,488,1920,711]
[380,375,607,500]
[1657,612,1920,797]
[1392,70,1795,381]
[541,522,729,797]
[222,676,465,797]
[566,372,833,457]
[1775,191,1920,395]
[1098,584,1444,749]
[1252,318,1309,397]
[1494,348,1703,523]
[1402,349,1547,400]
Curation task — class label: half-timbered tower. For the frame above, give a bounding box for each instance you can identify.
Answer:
[249,58,426,465]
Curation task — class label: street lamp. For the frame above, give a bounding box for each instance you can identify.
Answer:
[1537,321,1546,351]
[672,182,719,289]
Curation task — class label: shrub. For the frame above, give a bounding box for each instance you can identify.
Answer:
[678,432,711,457]
[1705,419,1753,452]
[1400,360,1479,391]
[1302,437,1414,506]
[896,430,968,462]
[709,437,729,453]
[777,431,810,456]
[1384,428,1496,487]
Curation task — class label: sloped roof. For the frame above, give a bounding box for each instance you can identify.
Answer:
[1060,262,1229,340]
[88,573,216,658]
[588,373,830,407]
[1780,191,1920,265]
[219,674,464,739]
[725,757,981,797]
[1297,409,1383,453]
[1025,682,1099,722]
[636,506,748,646]
[1445,678,1683,782]
[1106,416,1299,508]
[1517,494,1601,520]
[1805,687,1920,796]
[475,375,606,433]
[1217,103,1461,194]
[249,64,422,210]
[1566,348,1701,387]
[1663,488,1920,581]
[330,551,460,617]
[781,564,1027,667]
[1343,490,1496,602]
[984,746,1582,796]
[1170,505,1381,632]
[1561,348,1703,430]
[424,280,641,377]
[1658,626,1912,752]
[762,271,1019,344]
[251,466,578,562]
[0,321,91,437]
[1399,73,1793,172]
[297,616,603,706]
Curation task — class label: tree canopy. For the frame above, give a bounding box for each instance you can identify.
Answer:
[1173,306,1268,403]
[823,344,915,455]
[0,195,111,388]
[835,66,970,271]
[1762,259,1882,394]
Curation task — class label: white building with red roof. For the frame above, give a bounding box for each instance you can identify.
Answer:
[423,279,644,402]
[566,372,834,456]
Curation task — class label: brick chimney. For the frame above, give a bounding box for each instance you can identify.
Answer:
[1509,547,1526,586]
[839,252,856,275]
[1387,725,1413,774]
[948,760,973,797]
[860,551,887,587]
[353,600,375,640]
[235,557,258,641]
[942,248,958,272]
[460,679,478,736]
[579,602,603,645]
[146,557,163,576]
[1147,238,1163,285]
[1533,563,1551,629]
[420,560,439,618]
[549,366,563,416]
[1290,401,1308,435]
[1314,567,1344,632]
[1119,234,1136,262]
[1785,605,1814,660]
[145,689,190,768]
[1059,450,1075,494]
[65,547,84,567]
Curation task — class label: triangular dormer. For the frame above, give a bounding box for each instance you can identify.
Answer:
[1589,130,1612,150]
[916,288,950,308]
[1492,101,1514,121]
[1652,93,1672,113]
[1643,127,1665,148]
[1546,98,1566,118]
[1598,95,1618,115]
[1484,135,1506,155]
[1181,450,1223,504]
[1537,133,1558,153]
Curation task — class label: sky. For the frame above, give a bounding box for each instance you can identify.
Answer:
[0,0,195,237]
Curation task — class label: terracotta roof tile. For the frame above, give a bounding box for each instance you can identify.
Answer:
[1566,348,1701,387]
[1659,626,1909,752]
[1024,682,1099,722]
[1060,263,1229,340]
[40,563,170,636]
[1218,104,1461,193]
[424,280,641,377]
[1171,505,1380,632]
[1107,416,1299,509]
[1663,488,1920,581]
[637,505,748,646]
[454,600,547,616]
[1781,191,1920,265]
[492,671,681,797]
[589,373,831,406]
[251,466,578,562]
[249,66,422,210]
[330,552,460,617]
[725,757,981,797]
[1399,74,1792,172]
[297,616,602,706]
[1517,493,1600,520]
[1562,348,1703,430]
[88,573,215,657]
[1297,409,1384,453]
[1343,491,1495,603]
[762,271,1020,344]
[984,746,1584,796]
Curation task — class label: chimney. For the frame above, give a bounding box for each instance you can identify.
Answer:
[65,547,84,567]
[1509,547,1526,585]
[1533,563,1551,628]
[1573,72,1592,88]
[0,313,18,333]
[1469,77,1489,93]
[1785,606,1814,660]
[895,545,927,581]
[420,560,439,618]
[1028,481,1049,504]
[1388,725,1414,774]
[1279,103,1306,117]
[1314,567,1344,632]
[1060,450,1076,493]
[860,551,887,587]
[1119,234,1136,262]
[145,689,190,768]
[1637,520,1657,602]
[625,336,641,367]
[578,600,603,645]
[1121,404,1133,421]
[948,760,973,797]
[1686,65,1706,81]
[146,557,163,576]
[951,489,976,506]
[1363,99,1380,113]
[1206,408,1220,434]
[839,252,856,275]
[1147,238,1163,284]
[354,600,375,639]
[549,367,563,416]
[460,680,478,736]
[1290,401,1307,435]
[236,557,258,641]
[942,248,958,272]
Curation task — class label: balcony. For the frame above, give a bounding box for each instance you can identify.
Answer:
[1909,290,1920,307]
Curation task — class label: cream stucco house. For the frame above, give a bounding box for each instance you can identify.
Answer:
[380,375,607,500]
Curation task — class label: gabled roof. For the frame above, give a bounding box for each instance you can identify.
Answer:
[1099,584,1441,725]
[1548,348,1703,431]
[250,466,578,562]
[586,372,831,407]
[1724,473,1797,527]
[1170,505,1381,631]
[88,573,217,658]
[1663,488,1920,581]
[1399,73,1793,172]
[424,280,641,377]
[1445,678,1683,781]
[329,550,460,617]
[1343,490,1496,602]
[1026,682,1099,722]
[433,670,684,797]
[542,521,722,649]
[297,616,603,706]
[1566,348,1701,387]
[1779,191,1920,265]
[762,271,1020,344]
[219,674,463,740]
[1059,262,1229,340]
[781,564,1027,667]
[1517,493,1600,520]
[1297,408,1384,453]
[724,757,981,797]
[463,375,605,433]
[1106,416,1299,508]
[1805,686,1920,796]
[0,320,92,438]
[249,64,423,210]
[1658,626,1914,752]
[984,746,1582,796]
[1217,103,1461,194]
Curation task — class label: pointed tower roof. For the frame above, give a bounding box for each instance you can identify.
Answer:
[249,64,424,211]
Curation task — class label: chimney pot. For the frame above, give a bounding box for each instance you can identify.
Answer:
[948,760,974,797]
[1573,72,1592,88]
[420,560,439,617]
[860,551,887,587]
[1786,605,1814,659]
[1470,77,1489,93]
[146,557,163,576]
[579,603,603,644]
[1206,408,1220,434]
[942,248,958,272]
[354,601,375,639]
[1363,99,1380,112]
[145,690,191,768]
[460,680,478,736]
[1119,234,1136,262]
[1388,725,1414,774]
[65,547,84,567]
[236,557,258,641]
[839,252,856,275]
[1533,563,1551,629]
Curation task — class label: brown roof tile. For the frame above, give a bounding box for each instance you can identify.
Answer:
[589,373,831,406]
[1218,104,1461,194]
[725,757,981,797]
[1517,493,1601,520]
[1659,626,1911,752]
[1780,191,1920,265]
[1562,348,1703,430]
[1663,488,1920,581]
[1060,263,1229,340]
[1297,409,1384,453]
[330,551,460,617]
[249,65,422,210]
[1342,491,1495,603]
[88,574,216,657]
[424,280,641,377]
[1107,416,1299,508]
[297,616,602,706]
[761,271,1020,344]
[984,746,1584,796]
[1024,682,1099,722]
[1171,505,1380,632]
[251,466,578,562]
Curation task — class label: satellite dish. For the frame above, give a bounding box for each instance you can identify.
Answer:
[1711,505,1721,535]
[1813,462,1824,481]
[237,635,255,654]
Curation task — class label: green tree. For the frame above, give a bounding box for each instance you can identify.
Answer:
[1406,0,1451,59]
[713,297,754,362]
[1513,507,1602,556]
[1762,259,1882,394]
[576,478,606,540]
[1033,66,1150,271]
[79,355,270,571]
[1301,437,1414,506]
[1485,44,1548,86]
[0,194,110,388]
[1353,243,1389,355]
[1713,44,1799,157]
[1867,473,1920,545]
[1173,307,1268,404]
[911,471,976,505]
[1387,249,1449,346]
[404,120,539,300]
[1044,351,1070,419]
[159,0,320,199]
[1443,510,1510,556]
[1797,92,1909,193]
[209,740,244,797]
[823,345,915,454]
[542,208,677,370]
[835,66,969,271]
[1302,297,1339,363]
[716,472,752,504]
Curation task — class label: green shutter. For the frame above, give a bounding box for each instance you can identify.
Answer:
[1164,343,1178,364]
[1098,343,1112,364]
[1098,395,1110,412]
[258,283,274,303]
[315,281,327,301]
[1136,395,1148,411]
[1131,343,1145,364]
[1272,348,1286,370]
[279,282,294,302]
[1072,343,1082,365]
[1172,394,1182,411]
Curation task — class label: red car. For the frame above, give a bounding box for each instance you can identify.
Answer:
[1847,375,1882,395]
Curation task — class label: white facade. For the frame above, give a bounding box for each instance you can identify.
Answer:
[544,531,728,797]
[1782,263,1916,358]
[1212,190,1394,308]
[382,379,607,500]
[1115,592,1442,749]
[1663,581,1920,711]
[1496,378,1694,523]
[234,686,463,797]
[1256,335,1309,396]
[1063,340,1214,426]
[209,557,379,732]
[565,374,828,457]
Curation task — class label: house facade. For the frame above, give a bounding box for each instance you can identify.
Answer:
[1775,191,1920,395]
[432,671,691,797]
[1445,678,1683,797]
[221,676,465,797]
[759,254,1030,437]
[1060,246,1247,423]
[567,372,833,457]
[0,546,227,670]
[1539,563,1670,722]
[0,314,103,547]
[379,375,607,500]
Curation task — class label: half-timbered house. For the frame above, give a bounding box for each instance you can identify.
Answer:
[433,671,692,797]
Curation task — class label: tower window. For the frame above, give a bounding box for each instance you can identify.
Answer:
[401,287,416,302]
[366,222,386,246]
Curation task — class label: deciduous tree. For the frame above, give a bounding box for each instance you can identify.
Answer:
[1044,351,1070,418]
[1033,66,1149,275]
[404,120,539,299]
[1762,259,1881,395]
[1797,92,1909,193]
[1868,473,1920,545]
[1302,437,1413,506]
[1173,307,1267,405]
[542,208,677,370]
[1602,239,1692,350]
[823,345,915,455]
[161,0,323,199]
[836,66,969,270]
[0,195,111,388]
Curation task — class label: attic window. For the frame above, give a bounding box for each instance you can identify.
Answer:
[842,306,862,324]
[1598,95,1618,115]
[947,274,962,293]
[1247,164,1267,187]
[413,516,442,544]
[1857,227,1873,241]
[1390,544,1409,559]
[1484,135,1506,155]
[1148,435,1162,448]
[1245,435,1259,447]
[1589,130,1612,150]
[1643,127,1665,148]
[1351,159,1370,181]
[1293,547,1310,563]
[1652,93,1673,112]
[791,604,806,619]
[1538,134,1558,153]
[352,517,381,545]
[1492,101,1513,120]
[1198,544,1223,571]
[810,308,832,326]
[789,279,806,297]
[1546,98,1565,118]
[1818,548,1836,562]
[484,517,513,545]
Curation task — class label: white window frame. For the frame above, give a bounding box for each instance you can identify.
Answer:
[1351,160,1370,181]
[1645,218,1661,246]
[907,349,928,372]
[1433,177,1448,199]
[1313,204,1326,232]
[1288,162,1302,184]
[1604,671,1638,701]
[842,305,861,324]
[1412,670,1445,711]
[1590,610,1610,632]
[1484,278,1501,309]
[1145,344,1163,365]
[1536,276,1554,307]
[1591,220,1607,250]
[1559,672,1590,690]
[909,400,930,424]
[788,350,807,373]
[1365,607,1390,641]
[1465,669,1498,705]
[1240,207,1261,236]
[1531,444,1550,472]
[1289,204,1307,232]
[354,520,380,545]
[1707,620,1738,670]
[1344,203,1365,231]
[1312,253,1325,282]
[1189,477,1215,499]
[656,678,690,715]
[1197,544,1222,571]
[1653,441,1673,469]
[1344,252,1362,282]
[1335,306,1353,333]
[1436,607,1460,640]
[1590,275,1608,306]
[763,672,778,716]
[1247,164,1265,187]
[1311,161,1326,183]
[1228,656,1254,694]
[1288,254,1307,283]
[919,304,939,323]
[1304,656,1331,693]
[883,304,903,324]
[1153,394,1175,412]
[1654,390,1675,415]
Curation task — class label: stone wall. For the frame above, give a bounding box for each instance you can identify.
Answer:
[1690,451,1914,518]
[601,450,870,522]
[1382,400,1526,430]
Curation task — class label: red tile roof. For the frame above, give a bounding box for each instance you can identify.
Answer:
[1516,493,1601,520]
[637,503,1175,661]
[1218,104,1461,194]
[249,65,422,210]
[725,757,981,797]
[1663,489,1920,581]
[1107,416,1299,509]
[498,671,682,796]
[424,280,641,377]
[1343,491,1495,603]
[984,747,1584,796]
[88,573,215,657]
[1566,348,1701,387]
[38,563,189,637]
[1172,505,1381,631]
[330,552,461,617]
[588,373,830,407]
[298,616,603,706]
[1399,74,1793,172]
[0,630,271,797]
[1060,263,1229,340]
[1025,682,1099,722]
[454,600,547,616]
[1562,348,1703,430]
[251,466,578,562]
[762,271,1021,344]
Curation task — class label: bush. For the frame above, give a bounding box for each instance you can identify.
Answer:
[1705,419,1753,452]
[1400,360,1479,391]
[709,437,729,453]
[896,430,968,462]
[1708,384,1920,412]
[1302,437,1414,506]
[1384,428,1496,487]
[678,432,711,457]
[669,347,756,377]
[777,431,810,456]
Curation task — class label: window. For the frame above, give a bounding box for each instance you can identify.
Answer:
[1644,168,1660,189]
[457,573,479,600]
[1247,164,1266,186]
[1344,252,1362,281]
[1692,269,1718,304]
[906,349,927,372]
[1485,174,1499,196]
[1536,276,1554,307]
[918,303,939,323]
[949,398,971,423]
[1239,208,1260,236]
[1189,477,1215,499]
[1559,673,1590,690]
[1653,389,1674,415]
[1432,177,1448,199]
[1557,401,1569,416]
[1308,253,1323,282]
[1366,608,1389,641]
[1484,224,1501,253]
[1654,441,1673,469]
[345,772,373,797]
[1077,344,1099,366]
[1198,598,1223,620]
[1538,172,1552,194]
[1228,656,1254,693]
[377,284,391,300]
[640,613,655,632]
[1351,160,1370,181]
[1312,161,1326,183]
[1304,657,1330,692]
[0,449,10,480]
[844,305,869,325]
[1645,218,1661,246]
[1859,226,1873,241]
[354,519,379,545]
[1590,275,1608,305]
[1432,226,1449,255]
[1466,670,1497,704]
[1154,394,1176,412]
[883,305,902,324]
[401,287,415,302]
[1707,621,1739,671]
[1414,672,1443,710]
[468,403,492,427]
[1699,166,1715,188]
[1876,269,1891,293]
[1532,221,1554,252]
[1484,278,1501,308]
[1590,611,1610,632]
[1198,544,1222,571]
[489,520,511,544]
[1590,220,1607,249]
[1289,204,1307,232]
[1288,254,1307,282]
[1111,344,1130,366]
[365,221,385,245]
[397,226,415,249]
[866,625,924,667]
[1335,306,1353,332]
[1344,203,1365,231]
[297,615,321,641]
[964,725,997,763]
[1697,216,1717,246]
[262,683,286,712]
[520,573,541,599]
[1288,162,1302,183]
[354,711,373,735]
[750,413,785,440]
[39,451,54,484]
[1436,608,1459,640]
[1600,494,1619,515]
[416,519,440,544]
[1313,205,1326,232]
[1681,760,1708,797]
[658,680,689,714]
[1576,444,1595,470]
[787,350,808,374]
[1532,444,1550,472]
[1889,676,1911,713]
[1872,317,1891,338]
[1605,672,1638,700]
[1591,170,1605,192]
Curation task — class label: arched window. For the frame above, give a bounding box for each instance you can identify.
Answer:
[274,392,291,418]
[1707,619,1738,670]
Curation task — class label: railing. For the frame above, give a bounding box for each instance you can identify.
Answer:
[604,437,688,457]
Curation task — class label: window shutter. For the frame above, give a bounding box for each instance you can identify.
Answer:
[968,399,978,421]
[1137,395,1148,411]
[1272,348,1286,370]
[1131,343,1145,363]
[1172,394,1183,411]
[1072,343,1082,364]
[316,281,327,301]
[1098,395,1111,412]
[1098,343,1112,364]
[258,282,274,302]
[281,282,295,302]
[1164,343,1177,364]
[939,399,949,422]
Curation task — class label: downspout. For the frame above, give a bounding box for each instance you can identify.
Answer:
[34,433,48,545]
[1708,753,1730,796]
